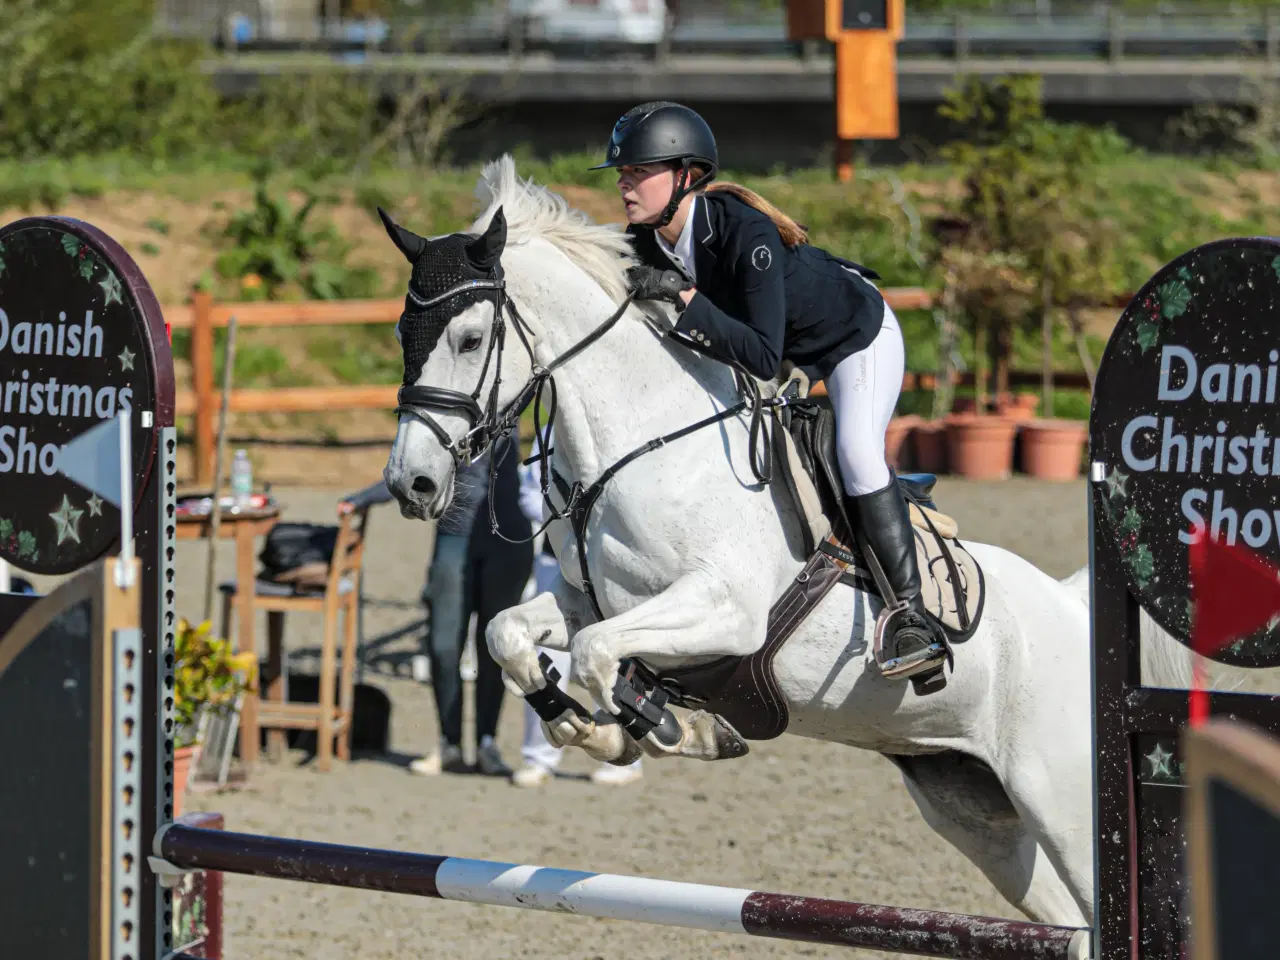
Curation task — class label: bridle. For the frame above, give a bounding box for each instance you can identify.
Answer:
[394,270,634,473]
[393,261,775,624]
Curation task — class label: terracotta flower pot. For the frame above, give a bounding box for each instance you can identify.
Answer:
[946,414,1017,481]
[173,744,197,818]
[1020,418,1088,481]
[996,391,1040,423]
[885,415,919,469]
[911,419,949,474]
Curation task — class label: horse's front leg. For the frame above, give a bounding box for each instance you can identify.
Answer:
[485,572,642,765]
[570,569,762,762]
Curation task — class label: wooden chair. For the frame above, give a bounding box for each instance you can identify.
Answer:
[219,501,371,772]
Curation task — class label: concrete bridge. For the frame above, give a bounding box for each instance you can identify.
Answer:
[207,52,1264,167]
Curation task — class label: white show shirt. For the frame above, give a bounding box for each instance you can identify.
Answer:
[655,195,699,284]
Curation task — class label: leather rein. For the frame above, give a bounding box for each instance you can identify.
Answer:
[394,269,776,623]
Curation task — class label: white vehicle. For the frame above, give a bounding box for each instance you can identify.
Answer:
[506,0,668,45]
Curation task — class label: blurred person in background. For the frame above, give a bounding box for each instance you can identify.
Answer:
[409,435,533,776]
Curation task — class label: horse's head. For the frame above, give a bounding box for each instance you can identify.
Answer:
[380,205,535,520]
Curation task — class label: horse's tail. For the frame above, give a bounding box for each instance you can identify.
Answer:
[1059,565,1199,691]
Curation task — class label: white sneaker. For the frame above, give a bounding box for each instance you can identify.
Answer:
[477,741,513,777]
[409,744,465,776]
[590,763,643,786]
[511,764,555,788]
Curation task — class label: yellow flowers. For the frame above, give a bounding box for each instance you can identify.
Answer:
[174,617,258,746]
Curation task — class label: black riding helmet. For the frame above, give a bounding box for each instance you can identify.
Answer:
[590,101,719,228]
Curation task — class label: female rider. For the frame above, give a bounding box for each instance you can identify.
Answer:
[591,100,946,681]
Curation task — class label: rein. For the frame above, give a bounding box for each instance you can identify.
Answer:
[395,269,777,623]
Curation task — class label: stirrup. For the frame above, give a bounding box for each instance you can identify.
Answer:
[873,604,948,681]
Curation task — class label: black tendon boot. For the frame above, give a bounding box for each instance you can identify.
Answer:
[846,478,947,680]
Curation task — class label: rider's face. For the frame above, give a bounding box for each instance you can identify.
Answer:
[616,163,676,225]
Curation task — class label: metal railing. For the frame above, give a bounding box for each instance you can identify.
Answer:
[156,1,1280,60]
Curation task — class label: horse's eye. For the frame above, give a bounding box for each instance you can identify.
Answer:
[460,333,484,354]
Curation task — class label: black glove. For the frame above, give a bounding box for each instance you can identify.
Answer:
[626,265,693,305]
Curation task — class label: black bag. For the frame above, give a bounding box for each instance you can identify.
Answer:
[258,522,339,576]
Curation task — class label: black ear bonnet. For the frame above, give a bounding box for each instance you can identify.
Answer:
[379,207,508,386]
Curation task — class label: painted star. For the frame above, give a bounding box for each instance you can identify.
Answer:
[87,494,104,518]
[49,495,84,546]
[118,347,135,372]
[1145,742,1175,781]
[1106,467,1129,500]
[99,270,123,306]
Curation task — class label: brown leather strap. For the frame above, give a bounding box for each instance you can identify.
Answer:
[705,539,850,740]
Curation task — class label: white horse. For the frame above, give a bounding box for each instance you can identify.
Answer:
[381,155,1192,930]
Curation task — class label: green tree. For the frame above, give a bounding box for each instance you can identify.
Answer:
[0,0,215,160]
[930,74,1130,413]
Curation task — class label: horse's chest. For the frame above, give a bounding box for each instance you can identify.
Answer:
[550,490,701,610]
[555,520,674,602]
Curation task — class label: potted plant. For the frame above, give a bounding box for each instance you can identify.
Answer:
[1020,417,1088,480]
[937,249,1030,479]
[885,414,919,469]
[928,75,1127,480]
[174,618,257,816]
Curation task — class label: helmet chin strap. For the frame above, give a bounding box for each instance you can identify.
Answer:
[639,160,716,230]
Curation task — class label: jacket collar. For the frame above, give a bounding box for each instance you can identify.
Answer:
[692,192,719,279]
[695,191,717,248]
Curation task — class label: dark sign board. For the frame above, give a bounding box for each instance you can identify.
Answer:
[0,217,171,574]
[1089,237,1280,667]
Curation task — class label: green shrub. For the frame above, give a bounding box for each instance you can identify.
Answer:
[212,168,381,301]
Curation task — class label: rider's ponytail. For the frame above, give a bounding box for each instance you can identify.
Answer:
[690,168,809,248]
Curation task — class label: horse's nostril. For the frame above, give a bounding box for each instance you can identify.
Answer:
[411,475,437,496]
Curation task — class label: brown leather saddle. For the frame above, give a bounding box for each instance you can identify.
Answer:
[634,391,986,743]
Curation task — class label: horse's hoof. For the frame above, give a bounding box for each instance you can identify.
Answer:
[709,712,750,760]
[606,736,645,767]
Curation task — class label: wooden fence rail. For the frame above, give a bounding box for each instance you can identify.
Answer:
[162,289,1092,485]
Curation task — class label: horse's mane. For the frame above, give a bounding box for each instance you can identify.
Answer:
[472,154,635,303]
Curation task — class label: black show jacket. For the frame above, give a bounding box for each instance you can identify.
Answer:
[627,191,886,382]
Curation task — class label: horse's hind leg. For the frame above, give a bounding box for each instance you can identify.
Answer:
[891,753,1091,928]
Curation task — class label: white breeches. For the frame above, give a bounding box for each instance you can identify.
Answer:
[823,302,905,497]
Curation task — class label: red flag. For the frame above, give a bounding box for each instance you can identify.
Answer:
[1187,526,1280,725]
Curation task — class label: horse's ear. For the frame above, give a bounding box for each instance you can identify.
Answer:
[378,207,427,264]
[465,206,507,272]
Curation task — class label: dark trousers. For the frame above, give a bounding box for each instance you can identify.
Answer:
[424,531,533,747]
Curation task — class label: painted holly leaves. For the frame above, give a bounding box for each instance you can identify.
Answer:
[1134,266,1193,355]
[0,518,38,563]
[60,231,123,305]
[1102,466,1155,588]
[1119,504,1154,588]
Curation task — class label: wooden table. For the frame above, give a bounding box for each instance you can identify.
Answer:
[176,501,281,769]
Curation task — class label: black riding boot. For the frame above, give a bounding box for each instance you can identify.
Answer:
[846,477,947,680]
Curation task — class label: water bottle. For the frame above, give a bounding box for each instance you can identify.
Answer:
[230,449,253,509]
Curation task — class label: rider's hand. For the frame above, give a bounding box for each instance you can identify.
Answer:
[626,265,693,305]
